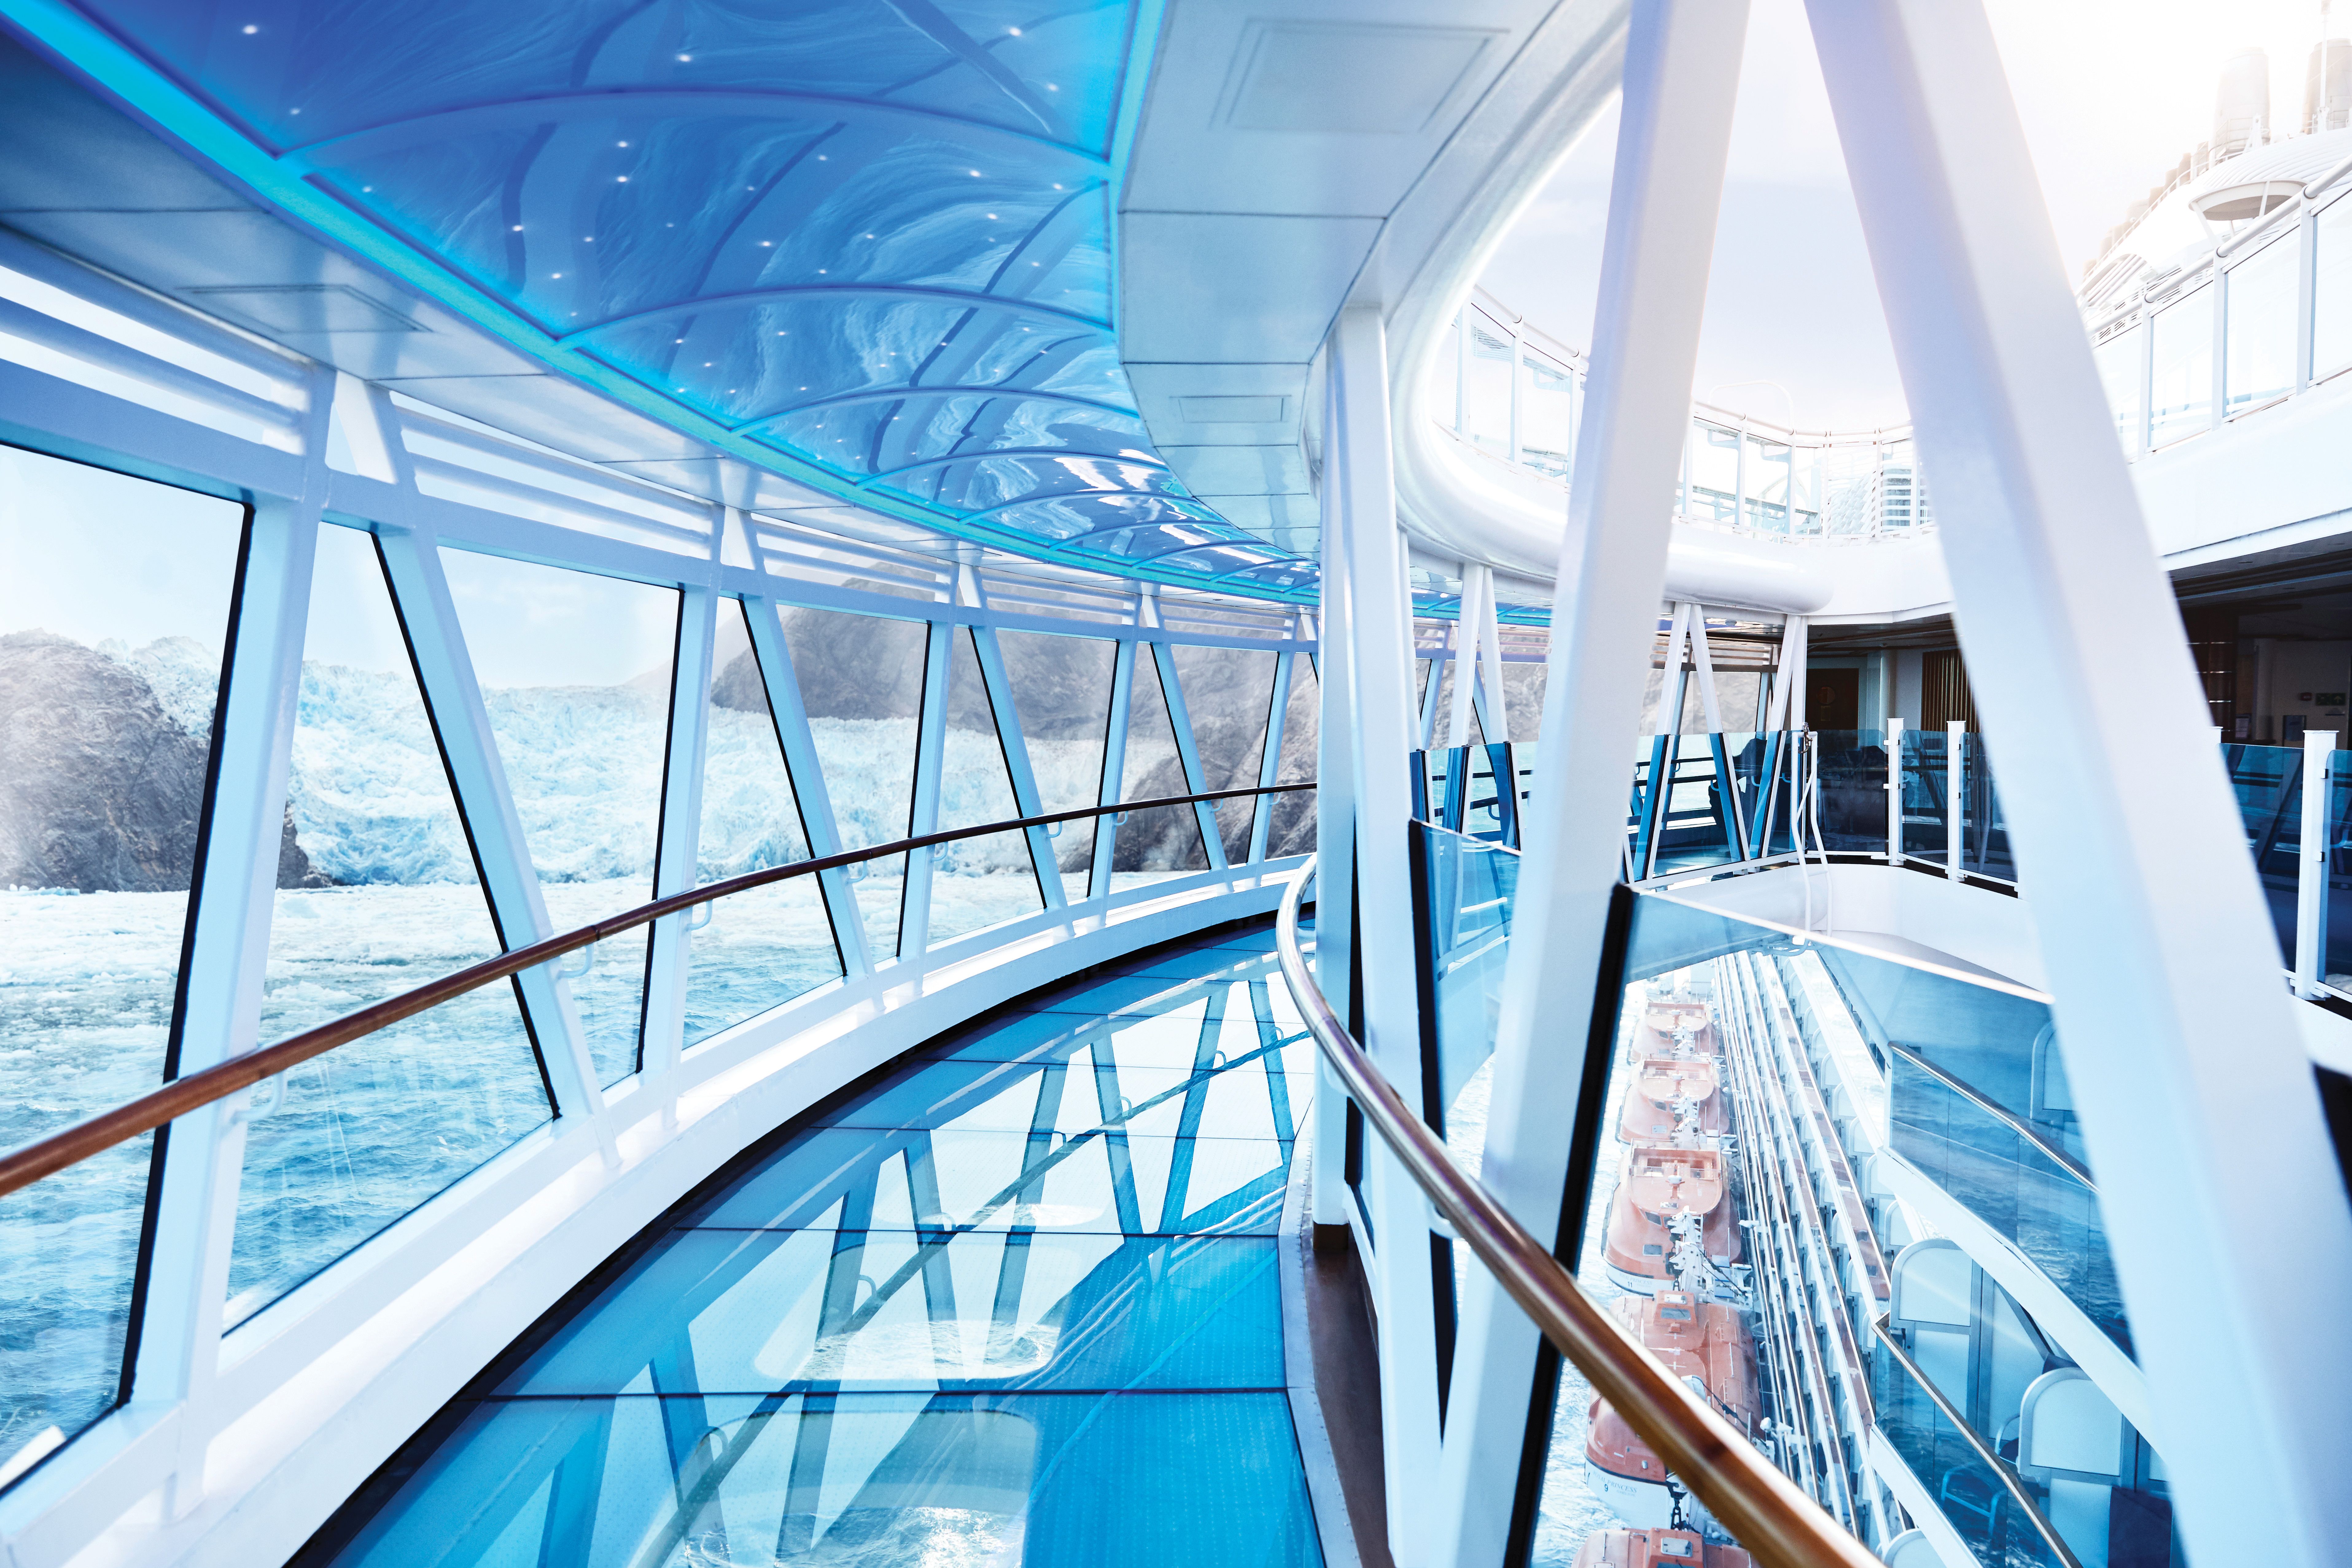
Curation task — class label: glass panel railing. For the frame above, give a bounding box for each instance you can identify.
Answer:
[1961,734,2014,881]
[2327,750,2352,990]
[1801,730,1889,855]
[2223,742,2300,965]
[0,1138,152,1487]
[1872,1328,2077,1568]
[1414,824,1518,1173]
[226,982,555,1328]
[1887,1053,2128,1358]
[1899,728,1950,863]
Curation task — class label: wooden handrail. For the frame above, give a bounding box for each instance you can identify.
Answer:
[1273,858,1882,1568]
[0,783,1312,1200]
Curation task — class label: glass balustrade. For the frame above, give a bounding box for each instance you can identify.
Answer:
[2224,743,2302,965]
[1412,825,1519,1174]
[1871,1338,2077,1568]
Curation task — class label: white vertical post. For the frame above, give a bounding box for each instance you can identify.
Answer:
[1089,641,1138,901]
[1946,718,1965,879]
[138,490,321,1510]
[2297,728,2334,997]
[1328,303,1441,1568]
[1475,569,1510,744]
[740,597,874,979]
[1432,4,1749,1564]
[900,622,952,955]
[1447,565,1488,749]
[1250,649,1296,864]
[1807,3,2352,1557]
[1313,438,1357,1234]
[1887,715,1906,863]
[641,585,717,1095]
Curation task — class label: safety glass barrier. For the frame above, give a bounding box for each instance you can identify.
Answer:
[1521,891,1884,1562]
[1958,735,2013,881]
[1411,823,1519,1174]
[1635,732,1771,878]
[2329,750,2352,990]
[2224,743,2301,967]
[1795,730,1888,856]
[1518,890,2146,1568]
[1423,744,1523,845]
[1897,728,1950,862]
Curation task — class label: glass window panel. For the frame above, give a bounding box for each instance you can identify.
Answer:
[0,446,244,1453]
[779,604,924,959]
[1743,437,1792,533]
[2224,233,2297,413]
[1464,311,1514,455]
[2316,197,2352,377]
[231,524,550,1326]
[2093,324,2144,454]
[996,628,1114,904]
[1169,643,1277,863]
[441,548,678,1086]
[685,601,839,1045]
[1265,656,1319,858]
[930,629,1043,946]
[1521,351,1575,477]
[1685,422,1740,523]
[2148,283,2213,444]
[1112,650,1208,891]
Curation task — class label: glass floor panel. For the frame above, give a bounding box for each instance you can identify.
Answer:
[302,921,1323,1568]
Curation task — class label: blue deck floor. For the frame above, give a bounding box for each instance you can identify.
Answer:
[304,921,1325,1568]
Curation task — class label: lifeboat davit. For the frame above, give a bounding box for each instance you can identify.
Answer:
[1572,1528,1755,1567]
[1585,1293,1761,1530]
[1616,1053,1727,1146]
[1602,1146,1741,1295]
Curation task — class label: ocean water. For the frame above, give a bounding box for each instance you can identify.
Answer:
[1,636,1222,1477]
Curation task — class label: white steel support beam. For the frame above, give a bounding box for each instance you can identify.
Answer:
[377,531,608,1132]
[2296,729,2334,998]
[1806,2,2352,1558]
[137,469,323,1508]
[900,622,954,956]
[1151,641,1230,870]
[968,624,1066,909]
[1433,5,1747,1564]
[1313,448,1359,1233]
[1250,649,1297,865]
[1419,627,1450,751]
[1475,573,1509,745]
[1327,303,1442,1567]
[1089,641,1139,902]
[643,584,717,1095]
[1447,566,1487,750]
[740,596,873,980]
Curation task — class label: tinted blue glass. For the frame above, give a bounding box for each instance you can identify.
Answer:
[1802,730,1888,855]
[496,1229,1281,1394]
[1899,727,1950,861]
[1872,1344,2073,1568]
[330,1391,1319,1568]
[77,0,1326,600]
[310,925,1323,1565]
[2227,742,2303,964]
[1418,825,1517,1167]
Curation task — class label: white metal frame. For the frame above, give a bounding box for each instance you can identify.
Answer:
[0,228,1316,1566]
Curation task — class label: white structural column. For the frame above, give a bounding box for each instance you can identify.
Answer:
[1447,565,1490,749]
[1807,2,2352,1559]
[1327,304,1445,1566]
[900,623,953,955]
[642,585,717,1093]
[1432,4,1749,1563]
[2296,729,2334,998]
[137,488,321,1508]
[740,597,874,979]
[1313,468,1359,1231]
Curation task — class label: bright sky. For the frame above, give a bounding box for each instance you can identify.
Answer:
[1478,0,2344,430]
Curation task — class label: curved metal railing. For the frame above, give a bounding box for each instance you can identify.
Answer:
[0,783,1313,1201]
[1272,856,1880,1568]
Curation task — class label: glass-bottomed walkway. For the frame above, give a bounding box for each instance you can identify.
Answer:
[298,924,1324,1568]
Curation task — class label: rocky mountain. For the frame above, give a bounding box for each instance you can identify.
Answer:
[0,631,319,892]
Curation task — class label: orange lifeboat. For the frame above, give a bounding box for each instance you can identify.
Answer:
[1584,1293,1761,1529]
[1633,998,1713,1058]
[1602,1146,1741,1295]
[1615,1053,1727,1146]
[1572,1528,1754,1567]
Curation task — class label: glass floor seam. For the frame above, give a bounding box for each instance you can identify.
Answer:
[297,920,1326,1568]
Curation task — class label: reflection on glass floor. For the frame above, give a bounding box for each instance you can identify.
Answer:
[303,924,1323,1568]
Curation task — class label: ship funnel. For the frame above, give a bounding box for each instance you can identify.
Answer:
[2308,38,2352,133]
[2216,47,2272,156]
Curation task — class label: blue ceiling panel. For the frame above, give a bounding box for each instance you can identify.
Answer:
[10,0,1330,601]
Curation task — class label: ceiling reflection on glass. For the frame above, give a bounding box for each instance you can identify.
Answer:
[58,0,1324,598]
